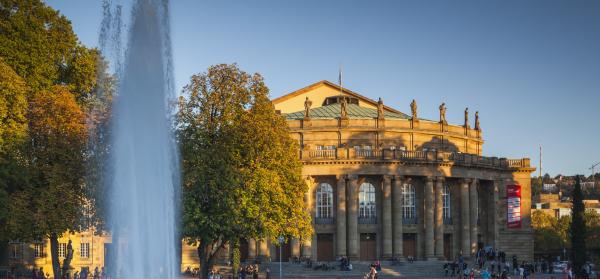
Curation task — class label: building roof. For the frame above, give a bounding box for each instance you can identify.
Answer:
[273,80,405,115]
[283,103,410,120]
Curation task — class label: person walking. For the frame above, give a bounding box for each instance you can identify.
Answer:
[252,265,258,279]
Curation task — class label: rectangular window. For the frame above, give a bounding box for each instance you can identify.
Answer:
[442,185,451,220]
[80,243,90,259]
[34,243,45,258]
[58,243,67,258]
[402,184,416,220]
[10,242,22,259]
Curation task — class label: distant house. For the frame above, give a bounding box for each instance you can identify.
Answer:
[532,196,600,218]
[543,183,557,192]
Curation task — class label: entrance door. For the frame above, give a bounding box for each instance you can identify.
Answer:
[316,234,334,261]
[443,234,453,260]
[403,234,416,259]
[239,239,249,262]
[275,241,291,262]
[360,233,377,261]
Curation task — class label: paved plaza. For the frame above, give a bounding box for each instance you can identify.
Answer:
[197,261,573,279]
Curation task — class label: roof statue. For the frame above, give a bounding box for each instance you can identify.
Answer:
[377,97,384,119]
[475,111,480,130]
[304,97,312,119]
[340,96,348,119]
[410,99,418,120]
[439,103,447,124]
[464,107,469,128]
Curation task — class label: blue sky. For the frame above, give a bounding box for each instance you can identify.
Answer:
[45,0,600,176]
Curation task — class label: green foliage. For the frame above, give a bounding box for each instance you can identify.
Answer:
[0,2,112,277]
[0,58,28,242]
[6,86,88,279]
[7,86,87,238]
[178,64,311,278]
[532,210,570,252]
[0,58,27,150]
[232,240,240,277]
[0,0,98,98]
[571,176,586,273]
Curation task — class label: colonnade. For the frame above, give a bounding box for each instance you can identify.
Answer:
[244,175,501,261]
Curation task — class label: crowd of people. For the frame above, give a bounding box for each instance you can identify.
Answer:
[442,248,596,279]
[30,266,106,279]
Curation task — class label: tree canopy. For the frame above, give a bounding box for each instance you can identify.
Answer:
[178,64,311,278]
[0,0,99,98]
[0,1,112,277]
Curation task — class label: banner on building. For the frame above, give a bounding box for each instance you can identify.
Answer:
[507,184,522,229]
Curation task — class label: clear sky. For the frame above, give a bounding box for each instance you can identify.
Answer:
[45,0,600,176]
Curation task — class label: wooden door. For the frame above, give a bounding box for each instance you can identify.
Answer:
[403,234,416,259]
[360,233,377,261]
[275,241,291,262]
[316,234,334,261]
[444,234,453,260]
[239,239,249,262]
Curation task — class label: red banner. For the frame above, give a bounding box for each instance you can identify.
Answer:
[507,185,522,229]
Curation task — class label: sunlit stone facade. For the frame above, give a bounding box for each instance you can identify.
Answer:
[3,80,536,275]
[240,80,535,263]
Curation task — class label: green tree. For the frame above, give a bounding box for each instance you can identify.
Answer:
[570,176,586,274]
[532,210,569,252]
[7,86,87,279]
[0,0,99,99]
[0,58,28,259]
[178,64,311,279]
[584,210,600,250]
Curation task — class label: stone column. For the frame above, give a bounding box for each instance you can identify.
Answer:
[347,175,359,259]
[259,239,270,261]
[303,176,313,259]
[392,176,404,258]
[491,180,500,248]
[460,179,471,258]
[291,238,300,259]
[424,177,435,260]
[382,175,393,259]
[336,175,347,257]
[434,177,444,259]
[470,179,479,255]
[248,238,256,260]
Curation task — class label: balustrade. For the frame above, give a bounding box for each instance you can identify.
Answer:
[301,148,530,169]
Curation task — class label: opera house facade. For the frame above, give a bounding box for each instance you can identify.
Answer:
[237,80,535,263]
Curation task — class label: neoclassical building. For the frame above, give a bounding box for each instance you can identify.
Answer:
[231,80,534,263]
[4,80,536,275]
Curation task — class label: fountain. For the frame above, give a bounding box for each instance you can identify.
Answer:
[108,0,179,278]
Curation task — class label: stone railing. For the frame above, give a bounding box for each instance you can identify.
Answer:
[314,217,335,225]
[358,217,377,225]
[300,148,531,169]
[309,150,336,159]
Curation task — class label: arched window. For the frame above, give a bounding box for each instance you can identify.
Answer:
[442,185,451,220]
[359,182,376,219]
[316,183,333,218]
[402,183,416,220]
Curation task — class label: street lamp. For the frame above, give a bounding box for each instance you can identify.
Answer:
[278,236,285,279]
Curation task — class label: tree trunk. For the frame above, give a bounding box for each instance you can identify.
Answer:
[197,240,221,279]
[49,234,62,279]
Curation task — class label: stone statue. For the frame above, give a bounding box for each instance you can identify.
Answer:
[304,97,312,119]
[475,111,480,130]
[464,107,469,127]
[439,103,447,124]
[377,97,384,119]
[410,99,417,120]
[340,96,348,119]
